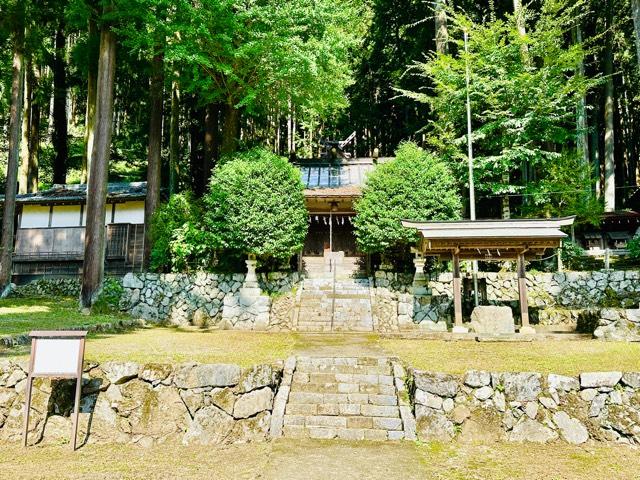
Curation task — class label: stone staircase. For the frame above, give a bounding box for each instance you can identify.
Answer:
[295,253,373,332]
[278,356,416,441]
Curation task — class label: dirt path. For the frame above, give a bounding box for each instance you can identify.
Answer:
[1,439,638,480]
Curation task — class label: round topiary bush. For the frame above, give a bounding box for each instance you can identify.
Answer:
[205,148,308,263]
[354,141,462,254]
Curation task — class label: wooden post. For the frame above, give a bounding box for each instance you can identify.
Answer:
[517,253,535,334]
[451,251,467,332]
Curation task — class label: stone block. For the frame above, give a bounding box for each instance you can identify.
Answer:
[553,411,588,444]
[414,372,459,398]
[464,370,491,388]
[469,306,515,334]
[305,415,347,428]
[622,372,640,389]
[361,404,400,418]
[492,373,541,402]
[337,428,366,440]
[373,417,402,430]
[102,361,139,385]
[173,363,241,389]
[339,404,360,416]
[233,387,274,419]
[317,404,340,416]
[507,419,557,443]
[580,372,623,388]
[286,403,317,415]
[547,374,579,392]
[347,416,373,429]
[415,390,443,410]
[368,394,397,406]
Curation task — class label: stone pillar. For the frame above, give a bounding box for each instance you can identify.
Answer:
[243,255,260,292]
[237,254,270,330]
[412,254,428,295]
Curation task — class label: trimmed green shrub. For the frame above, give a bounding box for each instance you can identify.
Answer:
[205,148,308,262]
[353,141,462,253]
[149,192,210,272]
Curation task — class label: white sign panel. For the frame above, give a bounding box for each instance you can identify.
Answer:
[32,338,82,376]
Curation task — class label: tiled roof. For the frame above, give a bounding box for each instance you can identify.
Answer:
[3,182,147,204]
[296,158,389,195]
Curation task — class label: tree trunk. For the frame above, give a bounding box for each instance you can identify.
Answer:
[220,102,240,155]
[603,2,616,212]
[435,0,448,55]
[573,25,590,172]
[189,101,205,196]
[52,23,68,185]
[501,173,511,219]
[18,57,31,194]
[203,102,220,184]
[590,102,601,198]
[82,16,98,184]
[169,77,180,195]
[143,51,164,268]
[28,64,41,193]
[80,16,116,308]
[632,0,640,69]
[0,11,25,295]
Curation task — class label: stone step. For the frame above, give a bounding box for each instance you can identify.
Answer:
[284,414,403,431]
[294,363,392,375]
[280,356,412,442]
[283,425,405,441]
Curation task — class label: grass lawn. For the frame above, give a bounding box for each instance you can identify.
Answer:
[2,296,639,374]
[0,439,637,480]
[381,338,640,375]
[0,297,131,337]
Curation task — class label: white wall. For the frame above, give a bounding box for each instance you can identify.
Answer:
[20,205,50,228]
[113,201,145,224]
[21,200,145,229]
[51,205,81,227]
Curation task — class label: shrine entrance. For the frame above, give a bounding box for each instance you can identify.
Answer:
[303,213,358,257]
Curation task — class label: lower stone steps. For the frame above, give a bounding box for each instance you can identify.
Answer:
[280,356,415,441]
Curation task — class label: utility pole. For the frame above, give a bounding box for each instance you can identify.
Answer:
[464,29,479,307]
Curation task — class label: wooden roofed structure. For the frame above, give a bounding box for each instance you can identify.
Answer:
[402,217,576,333]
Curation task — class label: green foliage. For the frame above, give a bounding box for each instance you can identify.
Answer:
[628,236,640,260]
[353,142,461,253]
[400,1,602,219]
[205,148,308,261]
[164,0,366,123]
[520,152,602,226]
[92,277,125,314]
[150,192,209,272]
[560,240,585,270]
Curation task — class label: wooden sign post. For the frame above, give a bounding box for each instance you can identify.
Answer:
[23,330,87,450]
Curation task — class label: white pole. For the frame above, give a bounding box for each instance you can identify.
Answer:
[464,29,480,307]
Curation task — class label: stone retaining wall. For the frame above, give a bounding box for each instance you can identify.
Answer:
[428,270,640,310]
[120,272,301,330]
[411,369,640,445]
[3,358,638,447]
[0,359,282,446]
[11,278,80,298]
[372,270,640,334]
[372,271,450,332]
